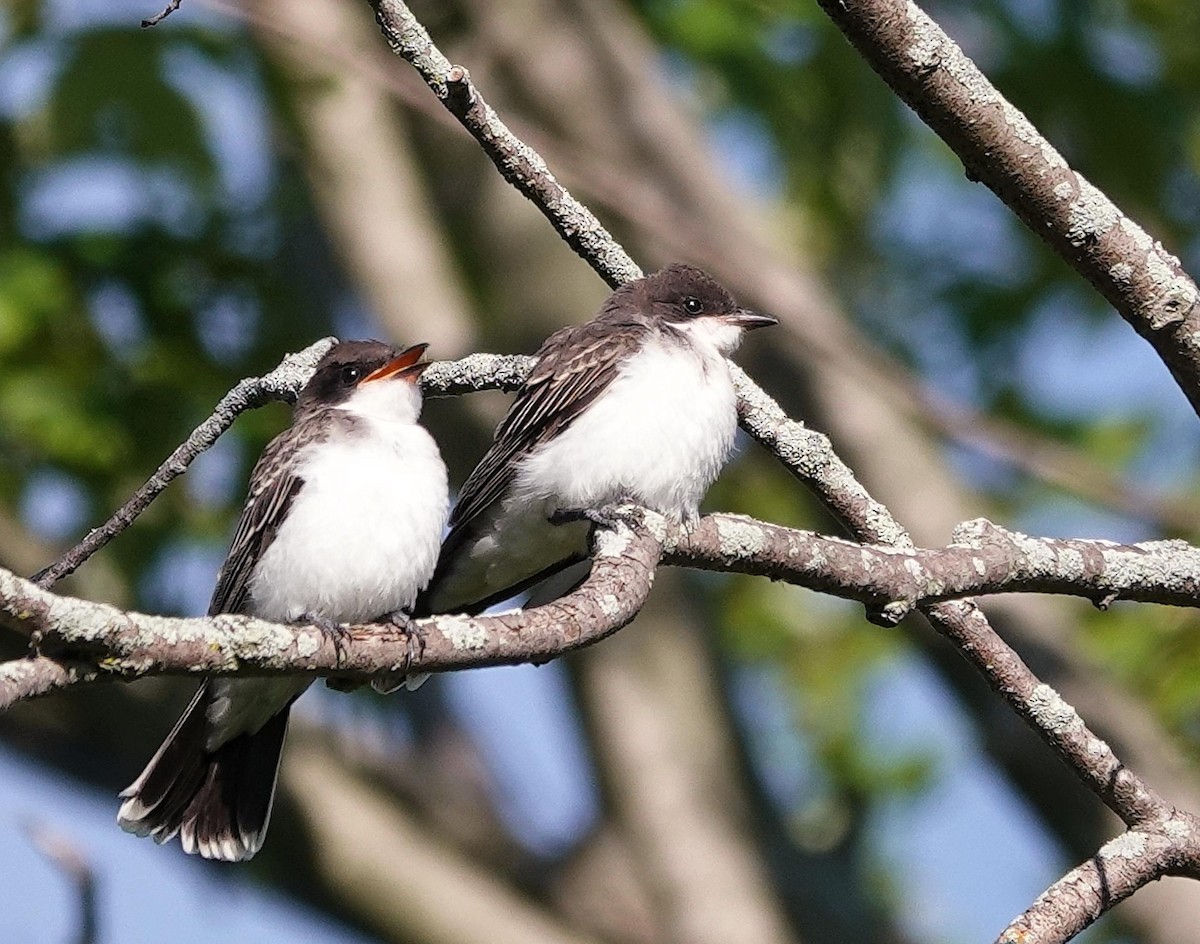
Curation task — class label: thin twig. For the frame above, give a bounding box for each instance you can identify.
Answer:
[367,0,641,289]
[141,0,184,28]
[25,822,98,944]
[32,338,337,589]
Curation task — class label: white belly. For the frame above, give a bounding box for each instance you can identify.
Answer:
[249,423,449,624]
[514,334,739,520]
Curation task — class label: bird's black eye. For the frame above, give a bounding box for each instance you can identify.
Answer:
[339,365,361,385]
[682,296,704,316]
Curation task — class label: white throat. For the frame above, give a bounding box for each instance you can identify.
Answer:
[666,316,743,356]
[339,378,423,425]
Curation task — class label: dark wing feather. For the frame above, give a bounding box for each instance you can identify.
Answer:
[447,319,648,533]
[207,420,319,617]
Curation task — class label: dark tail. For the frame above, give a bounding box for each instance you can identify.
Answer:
[117,681,290,862]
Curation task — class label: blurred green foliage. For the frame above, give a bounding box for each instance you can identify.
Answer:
[2,1,1200,940]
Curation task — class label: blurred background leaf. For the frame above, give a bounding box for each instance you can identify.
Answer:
[2,1,1200,943]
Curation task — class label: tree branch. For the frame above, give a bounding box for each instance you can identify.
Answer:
[2,517,658,707]
[814,0,1200,419]
[998,829,1200,944]
[15,503,1200,724]
[0,656,102,713]
[664,513,1200,616]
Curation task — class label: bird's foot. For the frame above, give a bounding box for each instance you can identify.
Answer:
[299,612,351,668]
[367,610,428,694]
[550,499,640,531]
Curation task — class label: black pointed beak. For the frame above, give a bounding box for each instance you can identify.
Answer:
[362,343,430,383]
[724,308,778,330]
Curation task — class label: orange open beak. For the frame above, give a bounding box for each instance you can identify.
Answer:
[362,343,430,383]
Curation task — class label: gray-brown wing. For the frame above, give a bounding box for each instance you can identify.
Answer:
[207,423,316,617]
[446,318,647,532]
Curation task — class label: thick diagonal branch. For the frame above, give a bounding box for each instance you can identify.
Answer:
[814,0,1200,418]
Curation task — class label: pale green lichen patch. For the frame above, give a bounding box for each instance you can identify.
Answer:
[903,5,942,73]
[593,527,632,559]
[639,510,669,545]
[1103,831,1147,860]
[1067,179,1119,246]
[0,661,30,683]
[1110,261,1134,282]
[233,620,299,662]
[1086,737,1111,757]
[598,594,623,620]
[295,631,320,659]
[903,555,946,598]
[1163,817,1191,840]
[1028,683,1084,734]
[1144,252,1198,329]
[714,516,767,558]
[1119,216,1154,252]
[1000,100,1067,170]
[439,616,489,651]
[951,518,998,546]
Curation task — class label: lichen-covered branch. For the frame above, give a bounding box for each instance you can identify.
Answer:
[420,352,534,397]
[814,0,1200,419]
[0,656,102,713]
[368,0,641,289]
[664,513,1200,616]
[997,827,1200,944]
[2,519,658,710]
[16,505,1200,705]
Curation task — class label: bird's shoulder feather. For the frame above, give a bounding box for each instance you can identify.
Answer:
[206,414,332,616]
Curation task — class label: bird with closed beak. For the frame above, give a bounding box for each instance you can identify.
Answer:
[118,339,449,861]
[419,263,776,616]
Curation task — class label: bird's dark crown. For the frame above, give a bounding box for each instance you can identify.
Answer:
[296,339,399,410]
[627,263,738,323]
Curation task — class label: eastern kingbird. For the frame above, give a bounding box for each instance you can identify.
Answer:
[118,340,449,861]
[419,263,775,615]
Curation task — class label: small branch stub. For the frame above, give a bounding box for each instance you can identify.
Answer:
[141,0,183,28]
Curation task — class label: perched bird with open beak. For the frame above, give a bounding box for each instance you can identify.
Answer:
[420,263,776,616]
[118,340,449,861]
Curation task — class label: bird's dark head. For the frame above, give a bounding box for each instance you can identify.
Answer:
[635,263,777,353]
[297,339,430,421]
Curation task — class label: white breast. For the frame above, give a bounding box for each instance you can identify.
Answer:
[514,332,738,521]
[248,418,449,624]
